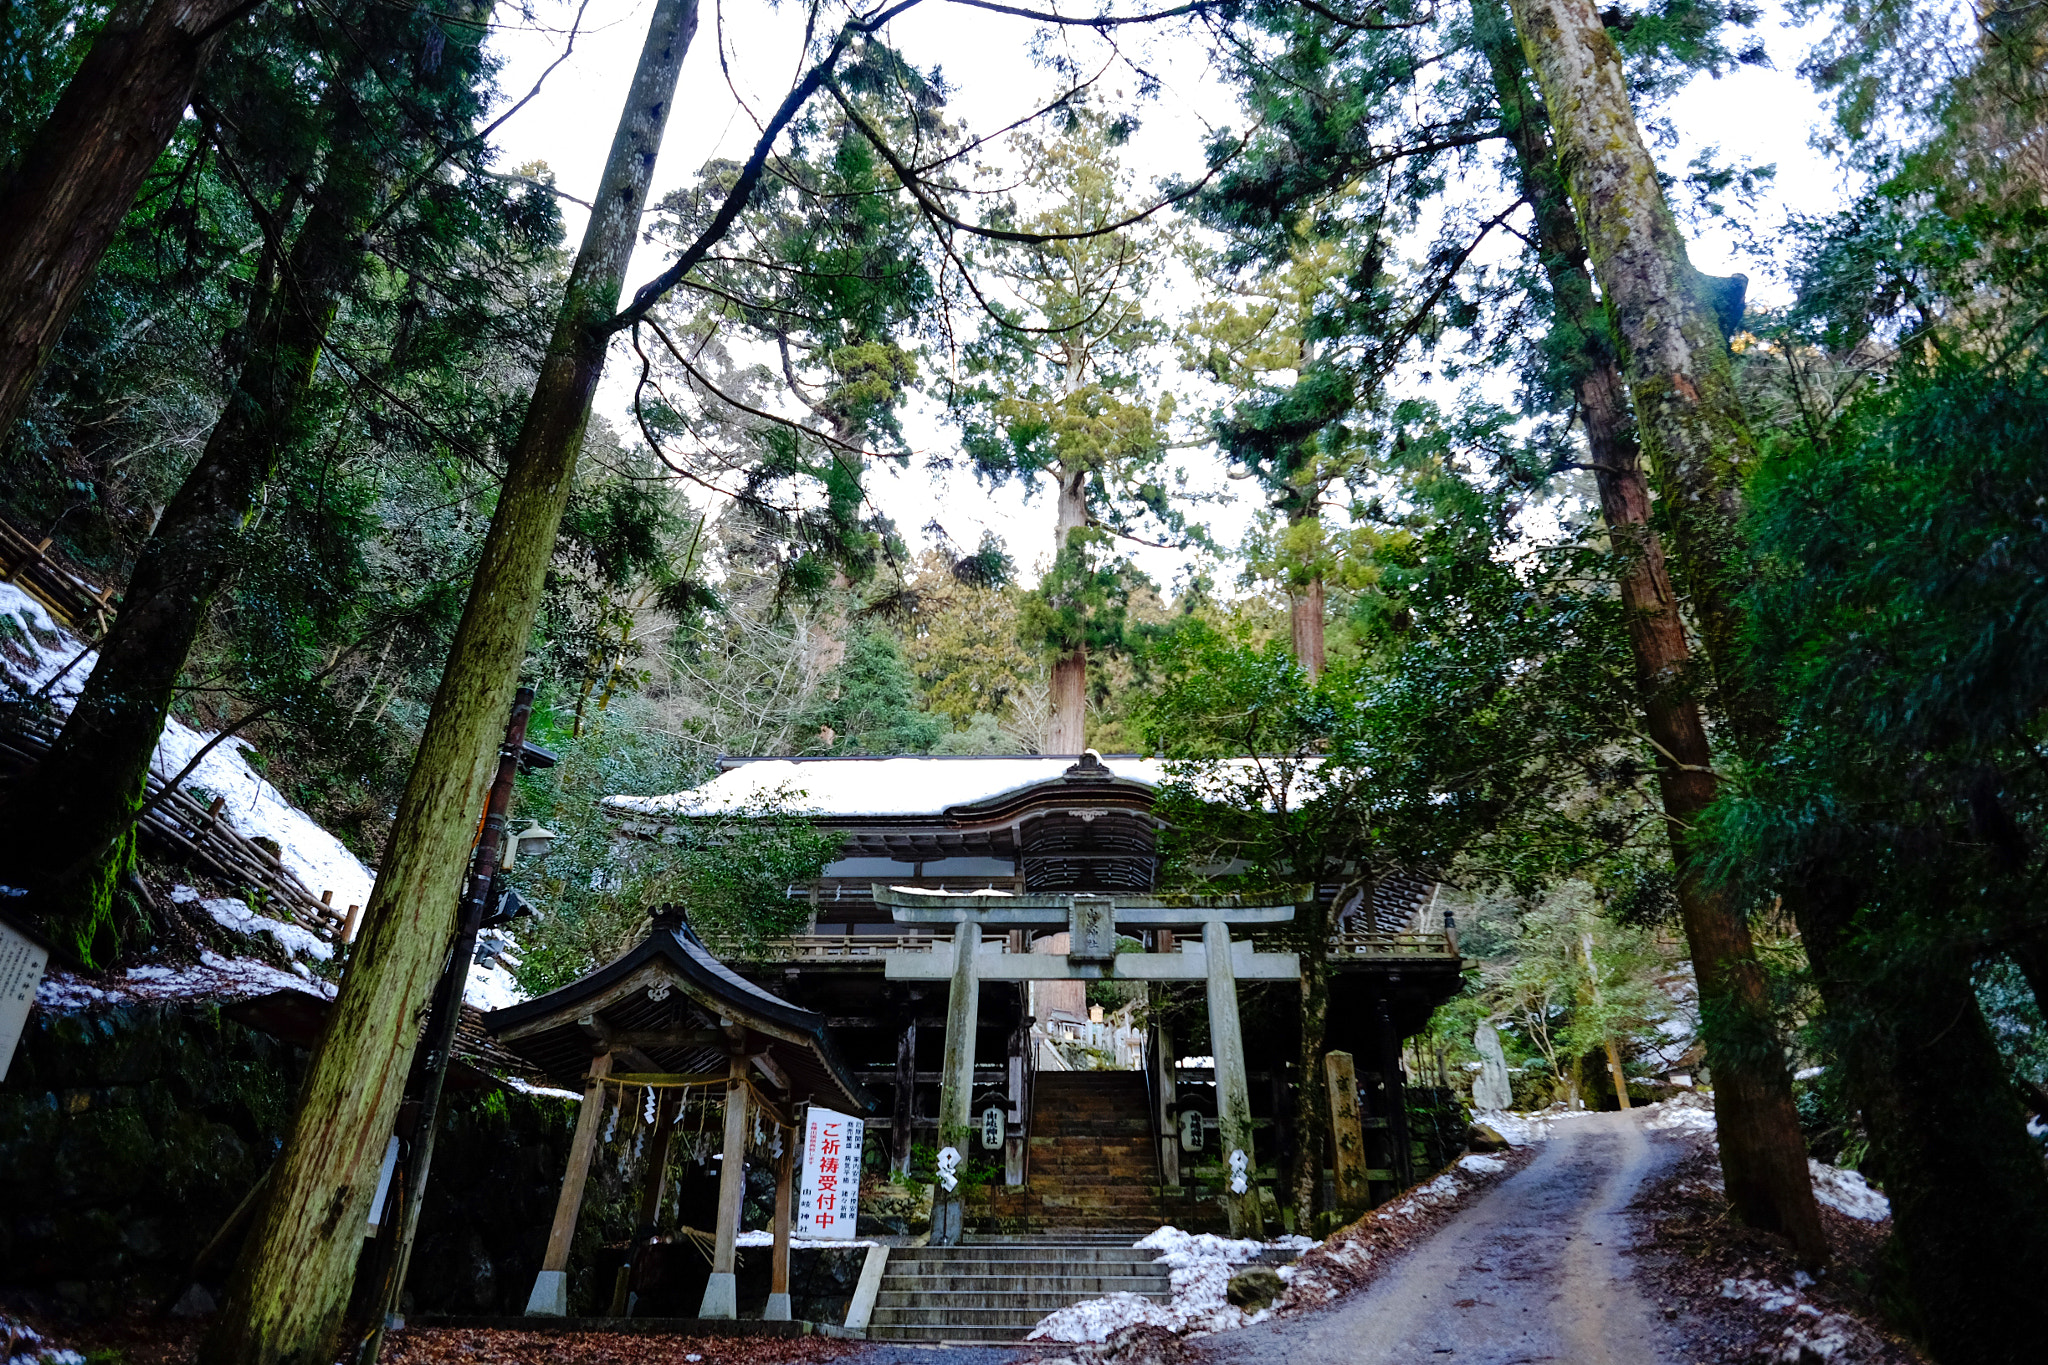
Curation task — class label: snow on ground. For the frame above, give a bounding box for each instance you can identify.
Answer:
[1639,1091,1719,1134]
[503,1076,584,1101]
[731,1230,878,1249]
[1635,1089,1893,1223]
[170,885,331,961]
[1719,1277,1884,1362]
[1808,1161,1890,1222]
[0,583,375,912]
[36,950,336,1010]
[1027,1227,1314,1342]
[1471,1105,1603,1144]
[3,1313,84,1365]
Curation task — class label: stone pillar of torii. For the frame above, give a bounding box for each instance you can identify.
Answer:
[875,886,1308,1240]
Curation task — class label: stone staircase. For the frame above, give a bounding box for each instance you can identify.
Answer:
[866,1236,1171,1342]
[970,1071,1225,1235]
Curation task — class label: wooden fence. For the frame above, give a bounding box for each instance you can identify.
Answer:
[0,720,350,943]
[0,518,115,636]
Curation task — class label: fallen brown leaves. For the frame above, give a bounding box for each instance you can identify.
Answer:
[1628,1132,1929,1365]
[380,1327,861,1365]
[7,1317,858,1365]
[1272,1146,1540,1307]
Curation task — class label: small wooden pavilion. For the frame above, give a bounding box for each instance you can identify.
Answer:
[484,909,873,1321]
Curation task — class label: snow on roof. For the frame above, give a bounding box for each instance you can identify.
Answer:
[603,754,1174,819]
[0,582,375,911]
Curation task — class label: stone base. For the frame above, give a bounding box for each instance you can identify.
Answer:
[764,1291,792,1322]
[698,1270,737,1319]
[524,1270,568,1317]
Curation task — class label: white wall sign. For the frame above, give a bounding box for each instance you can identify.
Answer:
[0,916,48,1083]
[980,1105,1004,1150]
[794,1107,864,1239]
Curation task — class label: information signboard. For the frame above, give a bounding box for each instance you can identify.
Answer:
[794,1106,864,1239]
[1,914,49,1082]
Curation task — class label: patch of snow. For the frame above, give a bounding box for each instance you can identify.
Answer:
[1719,1279,1875,1362]
[1457,1154,1506,1176]
[0,584,374,915]
[1470,1108,1600,1144]
[1640,1092,1719,1133]
[1027,1227,1310,1342]
[464,957,525,1011]
[503,1077,583,1101]
[1794,1065,1826,1081]
[4,1311,87,1365]
[1807,1160,1889,1221]
[36,950,335,1010]
[731,1230,877,1248]
[170,885,331,961]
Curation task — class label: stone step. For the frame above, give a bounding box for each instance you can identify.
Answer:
[877,1286,1169,1308]
[886,1248,1160,1267]
[870,1305,1128,1330]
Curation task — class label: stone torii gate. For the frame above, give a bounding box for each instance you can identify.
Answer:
[874,886,1306,1238]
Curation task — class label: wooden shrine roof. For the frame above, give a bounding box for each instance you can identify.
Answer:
[482,911,872,1115]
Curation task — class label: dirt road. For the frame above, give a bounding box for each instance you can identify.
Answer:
[1193,1111,1686,1365]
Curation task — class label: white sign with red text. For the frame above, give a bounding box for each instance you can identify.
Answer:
[795,1107,864,1239]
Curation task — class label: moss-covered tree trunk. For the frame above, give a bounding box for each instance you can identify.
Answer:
[1799,876,2048,1363]
[1492,0,1826,1264]
[1289,886,1335,1229]
[200,4,701,1362]
[8,146,373,967]
[0,0,260,433]
[1505,0,1767,736]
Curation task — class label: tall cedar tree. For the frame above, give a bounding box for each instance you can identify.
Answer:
[0,0,262,432]
[1506,0,1826,1265]
[1475,0,1825,1265]
[956,115,1175,751]
[204,4,701,1360]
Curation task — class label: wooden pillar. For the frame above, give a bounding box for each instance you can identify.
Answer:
[698,1055,752,1318]
[1324,1051,1370,1211]
[1152,1008,1180,1188]
[609,1085,678,1316]
[891,1010,917,1177]
[524,1052,612,1315]
[1203,918,1262,1237]
[1376,997,1412,1187]
[1005,1011,1028,1186]
[933,915,980,1245]
[764,1121,796,1321]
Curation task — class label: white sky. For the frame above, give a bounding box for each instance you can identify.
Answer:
[480,0,1854,590]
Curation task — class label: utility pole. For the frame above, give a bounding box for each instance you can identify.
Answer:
[357,685,535,1361]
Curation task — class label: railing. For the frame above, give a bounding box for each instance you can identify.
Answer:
[1327,931,1459,958]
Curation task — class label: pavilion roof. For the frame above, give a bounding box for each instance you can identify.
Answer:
[482,913,872,1115]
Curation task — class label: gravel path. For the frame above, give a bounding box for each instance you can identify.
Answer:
[1192,1111,1686,1365]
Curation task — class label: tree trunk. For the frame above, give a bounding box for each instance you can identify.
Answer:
[1291,891,1335,1229]
[0,0,260,433]
[1483,0,1826,1264]
[200,4,700,1362]
[6,160,372,967]
[1799,875,2048,1364]
[1050,463,1089,753]
[1289,566,1326,681]
[1507,0,1770,745]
